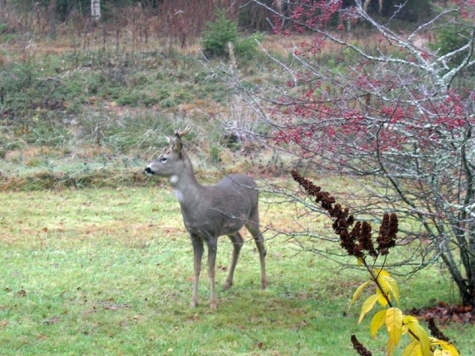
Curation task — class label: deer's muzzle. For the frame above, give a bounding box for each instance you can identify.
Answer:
[144,167,154,175]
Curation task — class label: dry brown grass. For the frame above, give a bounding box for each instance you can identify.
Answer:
[261,31,396,58]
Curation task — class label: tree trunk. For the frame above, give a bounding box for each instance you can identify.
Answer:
[49,0,56,40]
[91,0,101,21]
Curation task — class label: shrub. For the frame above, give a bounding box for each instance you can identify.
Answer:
[235,32,264,60]
[201,9,262,60]
[430,24,472,68]
[291,171,461,356]
[202,9,238,58]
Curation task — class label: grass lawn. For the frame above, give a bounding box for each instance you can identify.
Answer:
[0,186,473,355]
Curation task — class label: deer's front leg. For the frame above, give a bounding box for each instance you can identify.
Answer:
[190,235,204,308]
[207,239,218,310]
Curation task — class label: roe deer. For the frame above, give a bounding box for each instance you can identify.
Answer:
[144,128,267,309]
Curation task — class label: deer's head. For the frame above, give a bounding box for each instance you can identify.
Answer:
[144,127,190,178]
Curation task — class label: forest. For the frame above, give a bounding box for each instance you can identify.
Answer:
[2,0,438,39]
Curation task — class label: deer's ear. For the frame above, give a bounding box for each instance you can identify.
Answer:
[169,135,183,153]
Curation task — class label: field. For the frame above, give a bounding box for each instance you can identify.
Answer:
[1,186,474,355]
[1,6,475,354]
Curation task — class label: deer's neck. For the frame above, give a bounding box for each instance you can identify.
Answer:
[169,156,202,205]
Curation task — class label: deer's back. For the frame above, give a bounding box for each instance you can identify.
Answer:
[215,174,259,202]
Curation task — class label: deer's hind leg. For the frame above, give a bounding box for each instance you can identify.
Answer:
[224,232,244,291]
[190,235,204,308]
[245,209,267,289]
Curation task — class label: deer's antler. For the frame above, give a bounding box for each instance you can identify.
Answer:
[175,126,190,138]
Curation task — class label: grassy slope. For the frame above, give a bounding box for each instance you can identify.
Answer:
[0,42,288,190]
[0,188,473,355]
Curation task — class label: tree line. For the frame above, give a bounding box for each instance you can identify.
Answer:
[2,0,436,38]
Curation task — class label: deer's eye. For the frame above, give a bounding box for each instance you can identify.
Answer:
[160,157,168,163]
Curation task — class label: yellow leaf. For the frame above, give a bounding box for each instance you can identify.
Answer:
[375,268,390,277]
[386,307,403,348]
[358,293,380,324]
[403,315,419,325]
[387,337,396,356]
[430,338,460,356]
[417,325,431,356]
[402,315,419,336]
[347,280,371,314]
[377,273,400,305]
[377,294,389,307]
[402,323,408,335]
[406,321,431,356]
[370,309,387,339]
[357,257,363,267]
[401,341,422,356]
[433,351,456,356]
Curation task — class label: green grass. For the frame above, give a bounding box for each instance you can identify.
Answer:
[0,188,473,355]
[1,17,473,356]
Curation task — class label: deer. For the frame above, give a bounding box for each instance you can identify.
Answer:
[144,127,267,309]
